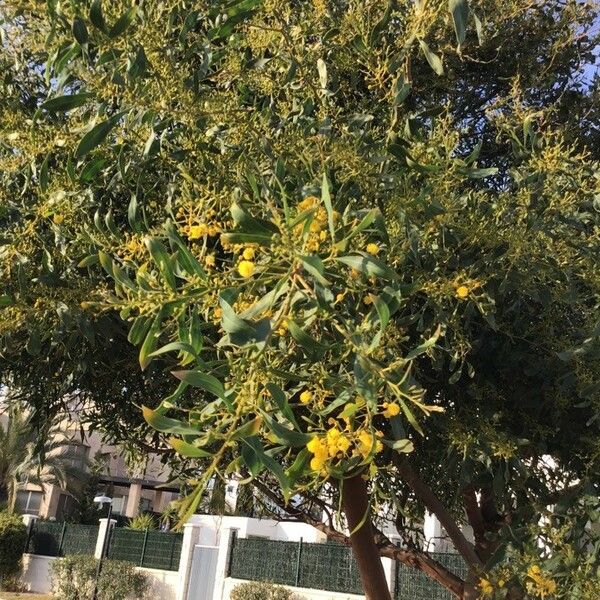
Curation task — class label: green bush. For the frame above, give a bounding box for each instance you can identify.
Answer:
[231,581,295,600]
[50,555,148,600]
[0,510,27,584]
[126,513,156,531]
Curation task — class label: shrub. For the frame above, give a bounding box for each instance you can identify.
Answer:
[231,581,295,600]
[126,513,156,531]
[0,510,27,584]
[50,555,148,600]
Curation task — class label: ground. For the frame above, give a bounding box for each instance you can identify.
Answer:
[0,594,53,599]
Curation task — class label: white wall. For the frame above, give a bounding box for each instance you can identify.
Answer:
[21,554,56,593]
[138,566,178,599]
[224,578,365,600]
[20,553,178,599]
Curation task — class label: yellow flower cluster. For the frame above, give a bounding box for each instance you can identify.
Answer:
[382,402,400,418]
[186,222,221,240]
[526,565,557,598]
[295,196,339,252]
[478,577,494,595]
[306,427,383,471]
[237,245,258,278]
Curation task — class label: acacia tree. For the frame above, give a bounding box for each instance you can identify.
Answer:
[1,1,599,598]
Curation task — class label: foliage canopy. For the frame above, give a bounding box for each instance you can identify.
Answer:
[1,0,599,597]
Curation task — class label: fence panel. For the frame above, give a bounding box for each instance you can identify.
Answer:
[26,522,98,557]
[27,521,64,556]
[298,542,363,594]
[395,552,468,600]
[61,524,99,556]
[107,527,183,571]
[229,538,298,586]
[229,537,362,595]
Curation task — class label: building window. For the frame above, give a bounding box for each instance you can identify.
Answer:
[139,497,152,513]
[66,444,90,471]
[111,495,128,515]
[15,490,43,515]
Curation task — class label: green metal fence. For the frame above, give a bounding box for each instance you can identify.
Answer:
[228,537,363,595]
[26,522,99,557]
[395,552,468,600]
[107,527,183,571]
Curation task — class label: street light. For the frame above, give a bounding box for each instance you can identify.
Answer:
[92,495,113,600]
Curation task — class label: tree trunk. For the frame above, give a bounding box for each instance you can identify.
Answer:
[341,475,392,600]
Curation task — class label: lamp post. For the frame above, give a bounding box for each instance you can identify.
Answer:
[92,495,113,600]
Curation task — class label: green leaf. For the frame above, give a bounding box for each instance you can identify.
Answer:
[142,406,200,436]
[334,208,379,251]
[286,449,311,485]
[0,295,14,307]
[109,7,137,38]
[404,327,441,360]
[169,437,212,458]
[128,315,151,345]
[336,254,398,281]
[90,0,107,32]
[473,12,484,46]
[145,237,177,291]
[418,39,444,75]
[393,74,412,106]
[219,232,272,246]
[40,93,93,112]
[127,194,141,232]
[261,412,310,447]
[139,311,164,370]
[265,383,300,430]
[384,438,414,453]
[288,320,328,359]
[231,418,263,441]
[242,437,290,496]
[230,203,277,235]
[373,295,390,329]
[80,157,109,182]
[301,255,329,286]
[171,370,226,400]
[317,58,328,90]
[147,341,198,360]
[75,113,123,158]
[321,173,335,241]
[400,400,424,436]
[449,0,469,46]
[165,221,206,280]
[72,18,89,46]
[462,167,498,179]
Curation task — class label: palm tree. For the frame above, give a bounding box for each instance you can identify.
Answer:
[0,407,89,512]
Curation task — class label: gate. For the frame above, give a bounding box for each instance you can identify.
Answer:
[186,545,219,600]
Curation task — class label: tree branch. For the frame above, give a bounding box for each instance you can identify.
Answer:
[395,456,482,567]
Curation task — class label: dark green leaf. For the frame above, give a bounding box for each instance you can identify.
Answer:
[288,320,328,359]
[145,237,177,291]
[40,93,93,112]
[72,18,89,46]
[449,0,469,46]
[90,0,107,32]
[142,406,199,436]
[172,370,225,400]
[75,113,123,158]
[418,39,444,75]
[109,7,137,38]
[336,254,398,281]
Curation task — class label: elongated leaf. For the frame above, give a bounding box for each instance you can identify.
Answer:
[321,173,335,241]
[418,39,444,75]
[147,341,198,359]
[337,254,398,281]
[373,295,390,329]
[231,418,263,441]
[231,203,277,235]
[40,93,93,112]
[400,400,424,436]
[383,438,414,453]
[142,406,200,435]
[128,315,151,345]
[109,7,137,38]
[165,221,206,279]
[405,327,441,360]
[172,370,225,399]
[265,383,300,430]
[145,237,177,291]
[301,255,329,285]
[220,232,272,246]
[139,311,164,370]
[75,113,123,158]
[72,18,88,46]
[90,0,107,32]
[286,449,311,485]
[449,0,469,46]
[288,320,328,359]
[169,437,212,458]
[317,58,328,90]
[261,412,310,447]
[242,437,290,497]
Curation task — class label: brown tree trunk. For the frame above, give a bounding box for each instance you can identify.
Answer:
[341,475,392,600]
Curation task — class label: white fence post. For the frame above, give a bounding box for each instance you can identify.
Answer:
[382,556,396,598]
[94,517,116,560]
[176,519,202,600]
[211,528,236,600]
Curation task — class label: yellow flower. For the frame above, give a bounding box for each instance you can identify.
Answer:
[382,402,400,418]
[213,307,222,320]
[456,285,469,299]
[309,220,322,233]
[300,390,313,404]
[310,455,327,470]
[366,243,379,255]
[336,435,351,453]
[205,254,216,267]
[242,247,255,260]
[478,578,493,595]
[527,565,541,579]
[357,430,374,457]
[52,213,65,225]
[238,260,255,278]
[188,223,208,239]
[363,295,373,305]
[335,293,345,303]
